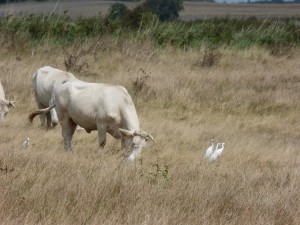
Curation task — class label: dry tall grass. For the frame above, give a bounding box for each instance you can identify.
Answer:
[0,39,300,224]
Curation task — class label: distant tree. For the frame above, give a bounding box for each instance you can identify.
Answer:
[123,5,158,29]
[107,3,128,20]
[142,0,184,22]
[188,0,215,2]
[0,0,25,3]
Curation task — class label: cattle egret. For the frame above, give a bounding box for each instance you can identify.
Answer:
[28,80,154,162]
[204,139,214,159]
[22,138,30,148]
[215,142,225,157]
[208,143,220,163]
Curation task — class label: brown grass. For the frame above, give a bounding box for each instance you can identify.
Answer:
[0,39,300,224]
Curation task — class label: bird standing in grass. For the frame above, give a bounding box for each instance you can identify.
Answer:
[204,139,215,159]
[22,137,30,149]
[215,143,225,157]
[208,143,220,162]
[209,142,226,163]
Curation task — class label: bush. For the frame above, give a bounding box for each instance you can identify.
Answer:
[142,0,184,22]
[0,14,300,50]
[123,6,158,29]
[107,3,128,21]
[123,6,147,29]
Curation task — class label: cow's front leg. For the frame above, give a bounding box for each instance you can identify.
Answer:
[97,123,107,150]
[61,117,77,151]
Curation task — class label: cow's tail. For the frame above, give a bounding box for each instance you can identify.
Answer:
[28,104,56,123]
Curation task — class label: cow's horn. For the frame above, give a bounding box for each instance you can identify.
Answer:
[8,101,15,108]
[146,134,155,142]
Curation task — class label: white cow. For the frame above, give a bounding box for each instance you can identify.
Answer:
[0,81,15,122]
[29,80,154,161]
[32,66,77,128]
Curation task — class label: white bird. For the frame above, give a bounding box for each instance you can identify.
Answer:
[22,137,30,148]
[215,142,225,157]
[204,139,215,159]
[208,143,221,163]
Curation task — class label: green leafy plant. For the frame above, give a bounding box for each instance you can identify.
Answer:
[107,3,128,21]
[142,0,184,22]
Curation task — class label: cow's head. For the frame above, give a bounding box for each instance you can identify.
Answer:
[119,128,154,161]
[0,99,15,122]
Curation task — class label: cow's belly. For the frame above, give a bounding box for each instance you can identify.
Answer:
[68,109,97,131]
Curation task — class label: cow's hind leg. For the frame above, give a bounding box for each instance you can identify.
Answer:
[46,112,51,128]
[37,102,47,127]
[34,91,47,127]
[49,96,58,127]
[97,123,107,150]
[61,116,77,151]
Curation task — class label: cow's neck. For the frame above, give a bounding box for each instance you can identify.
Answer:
[125,119,140,132]
[122,107,140,132]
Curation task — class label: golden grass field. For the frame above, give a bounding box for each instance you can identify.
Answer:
[1,1,300,20]
[0,37,300,224]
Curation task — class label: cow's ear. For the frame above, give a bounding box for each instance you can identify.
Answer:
[119,128,133,137]
[8,101,15,108]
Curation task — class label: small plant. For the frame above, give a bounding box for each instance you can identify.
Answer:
[0,165,15,175]
[131,68,151,96]
[269,41,292,57]
[202,47,221,67]
[138,158,144,178]
[137,149,169,185]
[106,3,128,21]
[142,0,184,22]
[63,44,89,74]
[193,47,221,68]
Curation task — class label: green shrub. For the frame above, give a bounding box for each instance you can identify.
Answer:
[0,13,299,50]
[107,3,128,21]
[142,0,184,22]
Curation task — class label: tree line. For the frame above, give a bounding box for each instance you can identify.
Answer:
[1,0,300,4]
[247,0,300,3]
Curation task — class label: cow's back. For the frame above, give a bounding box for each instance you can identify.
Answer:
[32,66,76,106]
[54,81,140,131]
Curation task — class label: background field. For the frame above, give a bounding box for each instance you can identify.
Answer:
[0,37,300,224]
[1,1,300,20]
[0,1,300,224]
